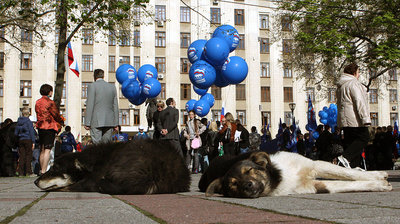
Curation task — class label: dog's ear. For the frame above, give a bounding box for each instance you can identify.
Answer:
[74,159,93,172]
[205,178,223,197]
[249,151,271,168]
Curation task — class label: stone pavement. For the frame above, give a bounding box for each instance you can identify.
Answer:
[0,170,399,224]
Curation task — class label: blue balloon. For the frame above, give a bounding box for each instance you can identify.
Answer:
[212,25,240,52]
[194,99,210,117]
[121,79,141,99]
[312,131,319,139]
[221,56,248,84]
[193,86,208,96]
[141,78,161,98]
[200,93,215,108]
[189,60,216,89]
[320,118,328,125]
[323,106,328,112]
[204,37,230,67]
[187,39,207,64]
[129,94,147,106]
[185,99,197,112]
[214,69,230,87]
[320,111,328,119]
[137,64,158,83]
[116,64,136,84]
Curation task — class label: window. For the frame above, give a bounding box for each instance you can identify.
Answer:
[234,9,245,25]
[0,80,3,96]
[261,86,270,102]
[119,109,130,126]
[82,82,90,98]
[237,34,245,50]
[160,83,166,99]
[328,88,336,103]
[283,63,292,78]
[0,52,4,69]
[119,56,130,65]
[0,108,2,122]
[55,28,59,44]
[180,7,191,23]
[82,28,93,45]
[54,54,58,71]
[180,33,191,48]
[155,5,166,21]
[282,39,293,54]
[390,113,398,126]
[181,84,191,100]
[82,109,86,123]
[180,58,190,74]
[133,109,140,125]
[134,30,140,47]
[20,53,32,69]
[260,14,269,29]
[109,56,115,72]
[108,31,116,46]
[211,86,222,100]
[62,82,66,99]
[236,110,246,125]
[389,68,397,81]
[155,31,166,47]
[82,55,93,71]
[236,84,246,100]
[155,57,166,73]
[119,30,130,46]
[284,111,292,125]
[370,112,378,126]
[306,87,315,102]
[210,8,221,24]
[134,56,140,69]
[282,16,292,31]
[20,81,32,97]
[212,110,222,122]
[261,111,271,127]
[369,89,378,104]
[133,6,141,20]
[260,38,270,54]
[180,110,189,125]
[21,29,32,42]
[390,89,398,103]
[283,87,293,102]
[260,62,270,77]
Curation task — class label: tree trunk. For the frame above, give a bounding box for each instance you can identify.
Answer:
[54,0,68,109]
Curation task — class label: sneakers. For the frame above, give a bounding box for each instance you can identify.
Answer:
[337,155,351,169]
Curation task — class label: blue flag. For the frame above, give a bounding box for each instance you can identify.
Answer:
[307,95,317,131]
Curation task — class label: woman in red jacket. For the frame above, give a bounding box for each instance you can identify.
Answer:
[35,84,64,175]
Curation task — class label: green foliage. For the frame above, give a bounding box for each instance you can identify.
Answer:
[279,0,400,88]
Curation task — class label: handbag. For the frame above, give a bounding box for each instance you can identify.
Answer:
[191,137,202,149]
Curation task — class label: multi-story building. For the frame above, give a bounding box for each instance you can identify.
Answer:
[0,0,398,138]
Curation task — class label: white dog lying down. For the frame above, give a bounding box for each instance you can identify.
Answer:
[201,151,392,198]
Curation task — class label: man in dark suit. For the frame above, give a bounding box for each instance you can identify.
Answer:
[156,98,183,157]
[84,69,119,144]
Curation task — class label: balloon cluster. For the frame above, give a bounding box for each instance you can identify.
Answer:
[318,104,338,127]
[186,25,249,117]
[116,64,161,105]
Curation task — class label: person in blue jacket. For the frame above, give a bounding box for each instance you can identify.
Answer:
[135,126,149,140]
[14,107,36,176]
[112,125,129,142]
[59,126,77,154]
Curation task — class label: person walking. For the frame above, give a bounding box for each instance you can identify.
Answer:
[218,112,237,156]
[156,98,182,157]
[152,101,165,140]
[183,110,206,173]
[14,107,36,177]
[236,121,250,154]
[84,69,119,144]
[35,84,64,175]
[59,126,77,154]
[145,98,158,128]
[336,63,371,168]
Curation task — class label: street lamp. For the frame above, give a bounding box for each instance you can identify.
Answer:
[289,102,296,119]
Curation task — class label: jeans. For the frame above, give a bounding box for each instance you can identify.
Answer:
[32,148,40,175]
[240,147,249,154]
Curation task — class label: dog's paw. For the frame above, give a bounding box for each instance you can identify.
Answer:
[366,171,388,180]
[379,180,392,192]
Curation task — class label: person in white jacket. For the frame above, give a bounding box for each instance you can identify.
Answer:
[336,63,371,168]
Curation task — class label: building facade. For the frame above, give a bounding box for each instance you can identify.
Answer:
[0,0,398,138]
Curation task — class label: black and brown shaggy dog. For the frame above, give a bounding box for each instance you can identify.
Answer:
[199,151,392,198]
[35,140,191,194]
[0,122,18,177]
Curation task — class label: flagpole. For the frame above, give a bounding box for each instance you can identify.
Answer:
[64,46,69,125]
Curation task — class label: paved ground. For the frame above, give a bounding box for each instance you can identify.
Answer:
[0,170,399,224]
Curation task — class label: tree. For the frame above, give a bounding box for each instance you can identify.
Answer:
[1,0,149,108]
[278,0,400,90]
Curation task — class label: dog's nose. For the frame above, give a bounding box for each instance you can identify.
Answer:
[245,181,253,189]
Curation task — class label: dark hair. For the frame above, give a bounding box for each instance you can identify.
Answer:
[166,98,174,106]
[188,110,195,115]
[65,126,71,132]
[94,69,104,79]
[216,121,220,127]
[344,63,359,75]
[251,126,257,133]
[40,84,53,96]
[201,118,208,125]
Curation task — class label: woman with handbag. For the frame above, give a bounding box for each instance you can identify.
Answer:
[218,112,237,156]
[184,110,206,174]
